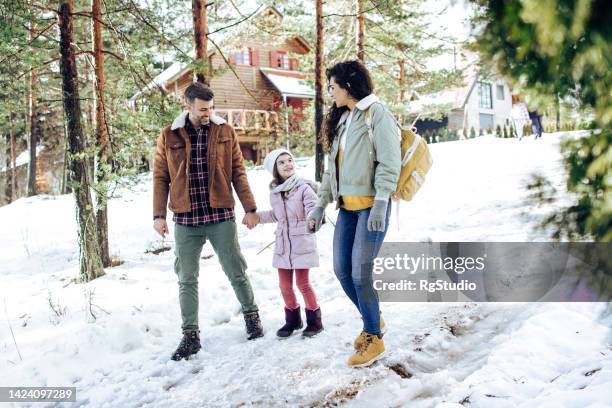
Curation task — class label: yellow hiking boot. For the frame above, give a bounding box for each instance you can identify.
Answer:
[354,316,386,350]
[348,334,386,368]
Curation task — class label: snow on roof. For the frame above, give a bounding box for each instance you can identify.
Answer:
[260,69,314,98]
[408,63,480,114]
[1,145,44,172]
[128,60,189,106]
[409,89,457,112]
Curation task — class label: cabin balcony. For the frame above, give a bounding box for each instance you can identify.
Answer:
[213,109,282,163]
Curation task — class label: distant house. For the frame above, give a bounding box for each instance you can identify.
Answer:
[130,6,314,163]
[0,146,63,205]
[410,65,513,136]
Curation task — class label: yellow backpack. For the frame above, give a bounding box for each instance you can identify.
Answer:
[365,106,433,201]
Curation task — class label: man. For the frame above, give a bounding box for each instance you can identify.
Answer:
[529,110,543,139]
[153,82,263,361]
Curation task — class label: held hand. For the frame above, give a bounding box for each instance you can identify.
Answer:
[306,207,325,233]
[367,200,388,232]
[153,218,169,238]
[242,212,260,229]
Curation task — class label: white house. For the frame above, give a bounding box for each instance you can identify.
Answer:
[410,64,513,134]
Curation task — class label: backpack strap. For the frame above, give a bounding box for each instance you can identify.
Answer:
[364,105,375,148]
[364,102,388,153]
[364,102,403,146]
[396,200,400,231]
[403,133,422,165]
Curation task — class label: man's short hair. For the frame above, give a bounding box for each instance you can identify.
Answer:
[184,82,214,104]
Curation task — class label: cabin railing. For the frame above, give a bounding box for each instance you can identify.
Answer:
[213,109,281,133]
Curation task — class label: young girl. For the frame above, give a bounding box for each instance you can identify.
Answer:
[255,148,323,338]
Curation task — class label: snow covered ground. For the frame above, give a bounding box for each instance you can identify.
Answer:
[0,131,610,407]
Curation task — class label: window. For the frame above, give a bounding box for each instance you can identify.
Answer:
[277,51,289,69]
[235,48,251,65]
[496,84,504,100]
[478,82,493,109]
[479,113,494,131]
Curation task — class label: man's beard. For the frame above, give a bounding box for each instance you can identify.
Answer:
[189,114,210,127]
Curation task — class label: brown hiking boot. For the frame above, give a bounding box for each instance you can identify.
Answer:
[348,334,385,368]
[244,311,264,340]
[170,330,201,361]
[354,316,386,350]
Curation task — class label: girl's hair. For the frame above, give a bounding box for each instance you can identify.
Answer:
[272,166,284,186]
[272,154,291,199]
[321,60,374,151]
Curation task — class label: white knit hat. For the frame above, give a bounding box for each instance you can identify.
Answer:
[263,148,293,175]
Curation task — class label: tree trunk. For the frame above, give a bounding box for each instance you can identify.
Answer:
[59,0,105,282]
[192,0,209,84]
[26,6,39,197]
[61,114,70,194]
[27,72,40,197]
[27,17,39,197]
[92,0,110,267]
[398,59,405,124]
[5,131,11,204]
[398,59,405,102]
[555,93,561,131]
[315,0,325,182]
[9,112,16,202]
[356,0,365,63]
[24,80,30,170]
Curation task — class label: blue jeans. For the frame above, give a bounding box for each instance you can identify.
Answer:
[333,200,391,336]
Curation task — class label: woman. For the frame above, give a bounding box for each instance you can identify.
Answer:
[511,95,530,141]
[307,60,400,367]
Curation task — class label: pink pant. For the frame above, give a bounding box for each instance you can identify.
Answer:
[278,268,319,311]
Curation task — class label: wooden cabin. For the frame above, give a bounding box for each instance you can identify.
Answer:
[130,6,314,164]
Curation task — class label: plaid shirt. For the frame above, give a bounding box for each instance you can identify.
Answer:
[172,118,235,226]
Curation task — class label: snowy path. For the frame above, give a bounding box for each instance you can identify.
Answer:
[0,132,610,407]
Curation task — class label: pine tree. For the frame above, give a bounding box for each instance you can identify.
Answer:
[473,0,611,241]
[192,0,209,84]
[314,0,325,182]
[92,0,110,267]
[59,0,105,282]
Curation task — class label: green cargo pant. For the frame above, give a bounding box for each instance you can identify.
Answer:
[174,220,258,331]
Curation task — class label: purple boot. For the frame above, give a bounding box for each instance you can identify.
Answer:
[302,308,323,337]
[276,307,303,338]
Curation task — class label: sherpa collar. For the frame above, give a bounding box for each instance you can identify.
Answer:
[171,110,226,130]
[337,94,380,126]
[355,94,380,110]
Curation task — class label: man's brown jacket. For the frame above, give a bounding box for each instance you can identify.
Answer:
[153,111,256,218]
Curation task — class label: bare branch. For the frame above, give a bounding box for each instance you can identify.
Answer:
[3,299,23,362]
[324,5,378,18]
[207,4,263,36]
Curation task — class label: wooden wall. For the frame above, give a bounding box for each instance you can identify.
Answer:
[167,37,309,111]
